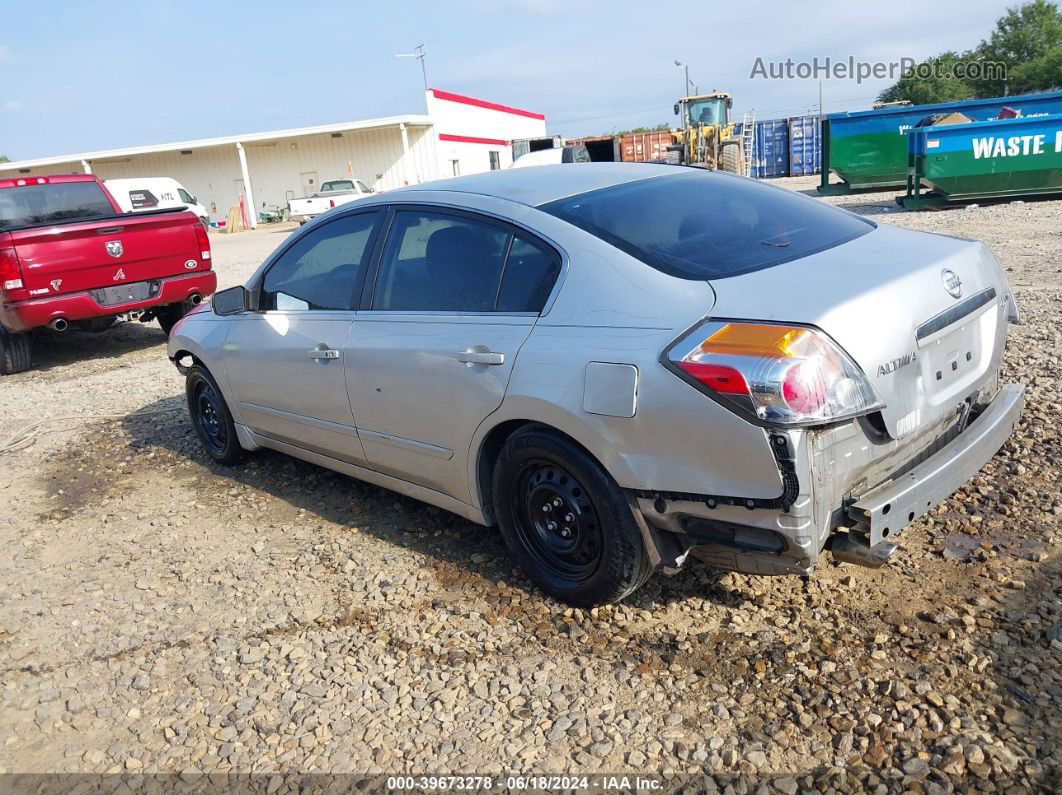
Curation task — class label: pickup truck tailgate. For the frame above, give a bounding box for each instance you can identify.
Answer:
[7,209,208,298]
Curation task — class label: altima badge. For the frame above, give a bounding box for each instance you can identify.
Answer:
[941,268,962,299]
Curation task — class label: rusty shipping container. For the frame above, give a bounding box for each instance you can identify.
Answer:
[619,130,674,162]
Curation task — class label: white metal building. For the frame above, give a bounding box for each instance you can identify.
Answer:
[0,89,547,227]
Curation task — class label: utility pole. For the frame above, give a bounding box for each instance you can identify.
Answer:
[674,59,691,97]
[396,44,428,91]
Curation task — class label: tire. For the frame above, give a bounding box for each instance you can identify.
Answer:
[0,326,32,375]
[157,300,195,336]
[185,364,244,465]
[721,141,743,175]
[492,428,652,606]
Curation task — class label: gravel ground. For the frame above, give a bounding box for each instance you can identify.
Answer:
[0,181,1059,791]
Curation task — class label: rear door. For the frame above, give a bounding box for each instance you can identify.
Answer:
[346,206,562,501]
[224,210,383,464]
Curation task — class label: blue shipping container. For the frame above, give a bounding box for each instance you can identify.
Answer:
[788,115,821,176]
[751,119,790,178]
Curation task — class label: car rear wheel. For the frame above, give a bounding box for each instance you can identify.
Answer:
[493,428,652,606]
[0,327,32,375]
[157,300,196,336]
[186,364,244,465]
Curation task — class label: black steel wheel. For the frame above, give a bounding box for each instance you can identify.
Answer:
[185,364,243,465]
[515,460,603,582]
[493,428,652,606]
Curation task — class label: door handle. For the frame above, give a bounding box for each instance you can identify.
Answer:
[308,344,340,360]
[456,349,504,366]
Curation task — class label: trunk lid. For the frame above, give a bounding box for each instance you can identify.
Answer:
[9,209,204,298]
[707,223,1011,438]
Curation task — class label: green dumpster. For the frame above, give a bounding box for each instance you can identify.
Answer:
[818,91,1062,195]
[900,113,1062,209]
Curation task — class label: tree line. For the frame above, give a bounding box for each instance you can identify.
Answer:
[879,0,1061,104]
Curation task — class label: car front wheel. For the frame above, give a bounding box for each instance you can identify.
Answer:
[185,365,244,465]
[492,428,652,606]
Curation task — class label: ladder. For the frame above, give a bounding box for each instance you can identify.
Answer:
[741,110,756,176]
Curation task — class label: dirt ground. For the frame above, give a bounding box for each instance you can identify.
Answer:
[0,178,1058,791]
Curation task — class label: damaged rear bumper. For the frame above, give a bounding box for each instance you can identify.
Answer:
[634,382,1024,576]
[847,383,1025,546]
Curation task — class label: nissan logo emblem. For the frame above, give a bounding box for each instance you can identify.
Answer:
[941,268,962,299]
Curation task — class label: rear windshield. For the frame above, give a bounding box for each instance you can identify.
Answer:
[540,170,874,279]
[0,181,115,231]
[321,180,355,192]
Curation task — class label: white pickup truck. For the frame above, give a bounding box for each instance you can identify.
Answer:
[287,178,375,224]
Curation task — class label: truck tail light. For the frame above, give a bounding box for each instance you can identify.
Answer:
[666,321,882,426]
[13,177,48,187]
[193,222,212,262]
[329,199,336,208]
[0,246,29,302]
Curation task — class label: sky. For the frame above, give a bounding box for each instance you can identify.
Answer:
[0,0,1014,161]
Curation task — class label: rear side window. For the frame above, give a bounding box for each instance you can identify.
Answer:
[540,170,874,279]
[128,189,158,209]
[262,211,380,311]
[0,181,115,231]
[497,235,561,312]
[372,210,560,313]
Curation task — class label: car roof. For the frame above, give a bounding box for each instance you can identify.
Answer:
[394,162,681,207]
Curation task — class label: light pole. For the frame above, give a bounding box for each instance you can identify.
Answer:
[674,59,691,97]
[396,44,428,91]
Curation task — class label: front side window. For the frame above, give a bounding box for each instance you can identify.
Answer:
[177,188,196,204]
[261,211,379,311]
[541,170,874,280]
[356,180,373,194]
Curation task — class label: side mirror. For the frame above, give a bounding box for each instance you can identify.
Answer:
[212,285,250,316]
[673,103,680,116]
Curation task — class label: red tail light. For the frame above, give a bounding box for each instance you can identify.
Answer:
[329,199,336,208]
[0,246,29,302]
[13,177,48,187]
[193,222,212,263]
[666,321,882,426]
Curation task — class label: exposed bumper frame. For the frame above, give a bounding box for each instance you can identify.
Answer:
[848,383,1025,546]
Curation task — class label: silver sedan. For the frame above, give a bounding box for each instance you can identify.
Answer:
[168,164,1024,606]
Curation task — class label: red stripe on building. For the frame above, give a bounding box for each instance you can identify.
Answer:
[430,88,546,121]
[438,133,509,146]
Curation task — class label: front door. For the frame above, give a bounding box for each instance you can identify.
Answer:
[347,207,562,501]
[224,210,382,465]
[300,171,319,197]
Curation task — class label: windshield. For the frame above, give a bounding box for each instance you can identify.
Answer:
[540,170,875,280]
[685,98,727,126]
[0,181,115,231]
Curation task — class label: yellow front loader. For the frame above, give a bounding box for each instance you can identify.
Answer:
[672,92,746,174]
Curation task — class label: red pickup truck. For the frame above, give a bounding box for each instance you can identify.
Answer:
[0,174,216,374]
